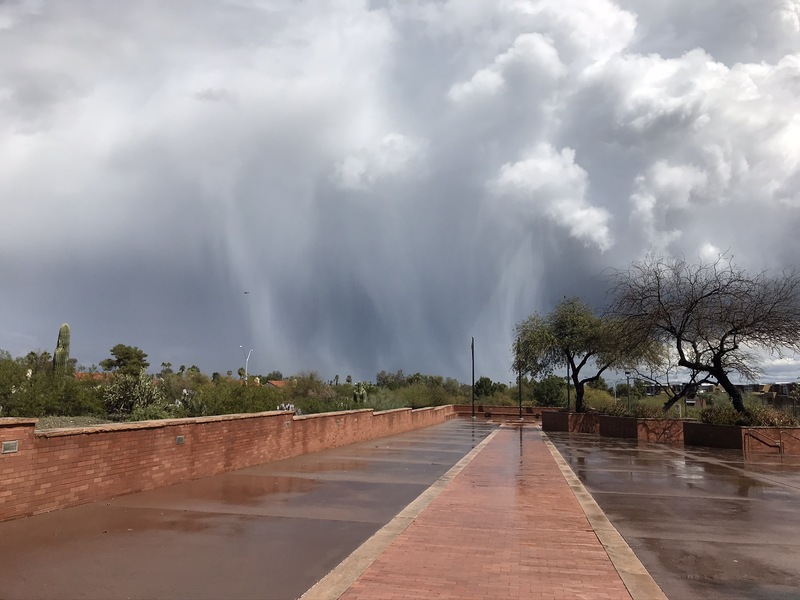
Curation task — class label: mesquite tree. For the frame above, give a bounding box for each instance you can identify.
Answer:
[515,297,648,413]
[610,255,800,413]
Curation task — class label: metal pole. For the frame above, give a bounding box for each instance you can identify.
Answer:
[471,337,475,419]
[240,346,253,385]
[517,337,522,420]
[626,372,631,410]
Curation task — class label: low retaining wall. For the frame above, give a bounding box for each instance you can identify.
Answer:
[683,422,743,449]
[599,416,637,439]
[541,412,600,434]
[0,406,454,522]
[638,419,684,444]
[742,427,800,456]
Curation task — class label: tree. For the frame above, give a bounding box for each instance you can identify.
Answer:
[265,370,283,381]
[532,375,567,406]
[99,344,149,376]
[474,376,508,398]
[515,297,646,412]
[610,255,800,413]
[474,376,494,398]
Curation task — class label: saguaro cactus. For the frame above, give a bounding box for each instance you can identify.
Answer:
[53,323,71,374]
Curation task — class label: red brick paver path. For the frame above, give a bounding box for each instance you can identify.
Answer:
[339,427,632,600]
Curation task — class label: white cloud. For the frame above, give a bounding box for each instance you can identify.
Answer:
[448,33,564,102]
[491,144,613,251]
[336,133,425,189]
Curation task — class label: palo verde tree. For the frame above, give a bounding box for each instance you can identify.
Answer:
[515,297,647,413]
[610,255,800,413]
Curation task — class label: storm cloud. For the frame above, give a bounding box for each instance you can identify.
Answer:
[2,0,800,382]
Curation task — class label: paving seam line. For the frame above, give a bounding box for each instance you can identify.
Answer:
[298,427,500,600]
[541,433,669,600]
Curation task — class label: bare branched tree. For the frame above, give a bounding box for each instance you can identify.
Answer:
[620,344,713,411]
[610,255,800,413]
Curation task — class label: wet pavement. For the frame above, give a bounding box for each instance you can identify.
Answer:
[0,419,496,600]
[547,433,800,600]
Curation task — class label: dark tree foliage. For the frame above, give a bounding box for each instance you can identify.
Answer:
[99,344,150,376]
[515,297,648,412]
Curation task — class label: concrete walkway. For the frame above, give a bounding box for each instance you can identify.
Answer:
[305,426,666,600]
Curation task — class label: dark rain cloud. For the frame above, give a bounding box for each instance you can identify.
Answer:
[2,0,800,382]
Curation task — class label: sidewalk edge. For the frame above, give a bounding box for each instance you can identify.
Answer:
[298,428,500,600]
[542,434,669,600]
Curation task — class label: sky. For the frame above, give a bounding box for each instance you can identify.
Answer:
[2,0,800,384]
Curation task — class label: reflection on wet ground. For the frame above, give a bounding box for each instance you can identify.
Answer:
[548,433,800,600]
[0,419,496,600]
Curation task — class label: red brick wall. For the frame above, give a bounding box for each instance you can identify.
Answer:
[683,422,743,449]
[0,407,454,522]
[451,405,540,422]
[742,427,800,456]
[569,413,600,434]
[542,411,568,432]
[599,416,638,439]
[637,419,684,444]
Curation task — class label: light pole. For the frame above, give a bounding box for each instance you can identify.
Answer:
[240,345,253,385]
[471,337,475,419]
[517,336,522,421]
[625,371,632,410]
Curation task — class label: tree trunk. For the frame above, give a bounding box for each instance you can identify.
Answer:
[714,370,746,413]
[573,379,585,413]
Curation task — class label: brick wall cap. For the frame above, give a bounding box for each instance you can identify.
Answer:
[743,426,800,430]
[373,408,412,416]
[293,409,373,421]
[0,418,38,428]
[34,411,293,438]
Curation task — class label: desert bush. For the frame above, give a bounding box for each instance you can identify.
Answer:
[582,387,616,411]
[104,369,167,420]
[745,404,798,427]
[700,404,748,426]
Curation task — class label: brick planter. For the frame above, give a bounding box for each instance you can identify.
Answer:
[599,415,638,439]
[742,427,800,456]
[638,419,684,444]
[542,410,568,432]
[541,412,600,434]
[570,413,600,434]
[683,421,743,449]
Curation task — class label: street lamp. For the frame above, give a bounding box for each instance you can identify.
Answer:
[625,371,632,410]
[240,345,253,385]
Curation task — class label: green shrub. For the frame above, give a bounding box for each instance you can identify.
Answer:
[700,401,799,426]
[700,404,748,426]
[745,404,798,427]
[583,387,616,411]
[104,369,166,420]
[128,402,174,422]
[599,402,630,417]
[630,402,668,419]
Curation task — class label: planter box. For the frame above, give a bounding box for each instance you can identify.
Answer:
[638,419,684,444]
[599,415,637,439]
[569,413,600,434]
[542,410,568,432]
[742,427,800,456]
[683,421,743,449]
